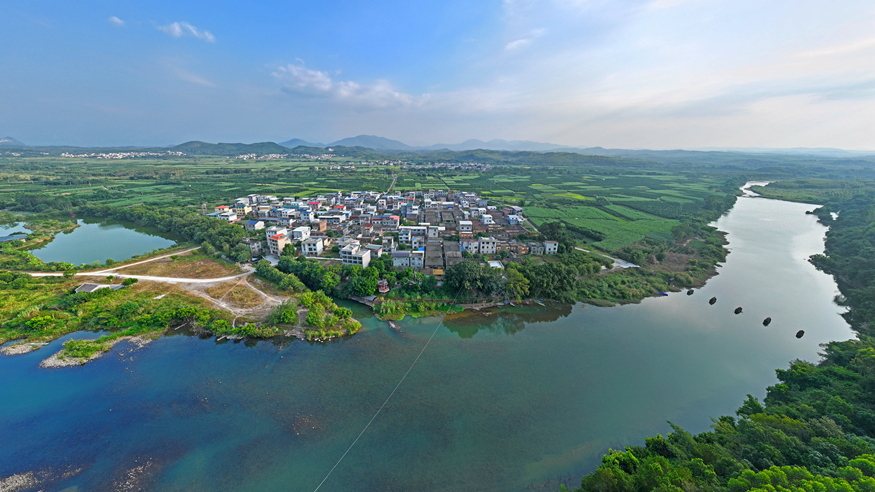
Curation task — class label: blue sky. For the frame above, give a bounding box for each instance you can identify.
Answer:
[2,0,875,149]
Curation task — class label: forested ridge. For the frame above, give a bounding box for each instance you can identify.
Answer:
[569,181,875,492]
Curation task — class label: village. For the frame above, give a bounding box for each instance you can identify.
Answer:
[209,189,558,279]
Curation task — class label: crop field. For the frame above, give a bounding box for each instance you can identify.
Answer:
[0,153,732,253]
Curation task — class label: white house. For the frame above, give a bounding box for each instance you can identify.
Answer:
[245,220,265,231]
[301,237,324,256]
[460,240,479,254]
[481,214,494,225]
[291,226,311,241]
[458,221,473,234]
[265,226,288,240]
[544,240,559,254]
[479,236,498,255]
[507,215,522,225]
[427,225,445,238]
[341,244,371,268]
[218,211,238,222]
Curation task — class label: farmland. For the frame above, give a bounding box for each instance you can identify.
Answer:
[0,152,740,255]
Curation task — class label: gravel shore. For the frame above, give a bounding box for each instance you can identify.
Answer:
[39,336,153,369]
[0,472,38,492]
[0,343,41,356]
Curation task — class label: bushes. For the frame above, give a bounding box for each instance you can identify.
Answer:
[255,260,306,291]
[60,339,109,359]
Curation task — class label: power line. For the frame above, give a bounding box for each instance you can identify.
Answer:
[312,289,463,492]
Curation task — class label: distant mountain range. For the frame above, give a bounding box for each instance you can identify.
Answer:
[3,133,873,160]
[0,137,25,147]
[277,135,570,152]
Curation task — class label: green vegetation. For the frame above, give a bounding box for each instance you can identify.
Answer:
[299,290,361,339]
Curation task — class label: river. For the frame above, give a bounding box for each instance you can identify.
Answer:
[0,188,853,491]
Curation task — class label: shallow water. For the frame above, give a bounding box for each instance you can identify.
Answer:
[0,192,853,491]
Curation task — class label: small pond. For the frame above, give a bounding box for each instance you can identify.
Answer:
[28,217,179,266]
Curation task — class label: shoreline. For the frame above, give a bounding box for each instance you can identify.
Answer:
[38,336,153,368]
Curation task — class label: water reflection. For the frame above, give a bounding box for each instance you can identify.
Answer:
[444,302,574,338]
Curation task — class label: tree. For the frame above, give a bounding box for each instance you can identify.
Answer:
[444,261,498,294]
[505,267,530,300]
[201,241,216,256]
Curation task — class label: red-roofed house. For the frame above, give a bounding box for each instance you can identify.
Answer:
[268,233,290,257]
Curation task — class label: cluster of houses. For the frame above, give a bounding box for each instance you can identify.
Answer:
[211,190,558,275]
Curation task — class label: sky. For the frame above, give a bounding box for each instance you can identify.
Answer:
[2,0,875,149]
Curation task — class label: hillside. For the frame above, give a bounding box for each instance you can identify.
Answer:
[0,137,26,147]
[170,141,291,155]
[328,135,413,150]
[279,138,325,148]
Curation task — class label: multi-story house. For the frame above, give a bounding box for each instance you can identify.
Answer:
[341,244,371,268]
[301,237,323,256]
[479,236,498,255]
[268,233,289,257]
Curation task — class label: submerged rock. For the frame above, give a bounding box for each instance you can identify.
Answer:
[687,290,694,295]
[763,317,772,326]
[709,297,717,305]
[796,330,805,339]
[734,307,743,314]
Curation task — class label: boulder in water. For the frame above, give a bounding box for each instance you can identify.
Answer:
[796,330,805,338]
[687,290,694,295]
[763,317,772,326]
[709,297,717,305]
[734,307,743,314]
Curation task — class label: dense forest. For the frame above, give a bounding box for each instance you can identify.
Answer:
[569,180,875,492]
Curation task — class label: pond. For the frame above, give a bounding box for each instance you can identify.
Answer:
[0,190,854,491]
[27,217,179,266]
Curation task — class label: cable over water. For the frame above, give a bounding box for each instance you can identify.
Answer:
[312,289,464,492]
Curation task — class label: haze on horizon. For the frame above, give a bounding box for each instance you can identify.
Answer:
[2,0,875,150]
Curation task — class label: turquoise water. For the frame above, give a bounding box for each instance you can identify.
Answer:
[0,222,27,236]
[0,195,854,491]
[28,217,178,266]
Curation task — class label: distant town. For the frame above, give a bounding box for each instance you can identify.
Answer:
[210,189,553,278]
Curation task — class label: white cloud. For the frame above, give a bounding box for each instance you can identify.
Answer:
[505,38,531,51]
[272,63,416,109]
[107,16,124,27]
[157,22,215,43]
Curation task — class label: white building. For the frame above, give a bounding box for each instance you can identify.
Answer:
[245,220,265,231]
[544,240,559,254]
[341,244,371,268]
[481,214,494,225]
[460,240,479,254]
[291,226,311,241]
[218,211,238,222]
[507,215,522,225]
[399,225,428,245]
[427,225,445,238]
[409,250,424,268]
[265,226,288,240]
[458,221,473,234]
[301,237,324,256]
[479,236,498,255]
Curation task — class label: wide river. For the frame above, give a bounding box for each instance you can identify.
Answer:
[0,188,854,491]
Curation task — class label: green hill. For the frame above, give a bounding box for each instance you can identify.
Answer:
[170,141,291,156]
